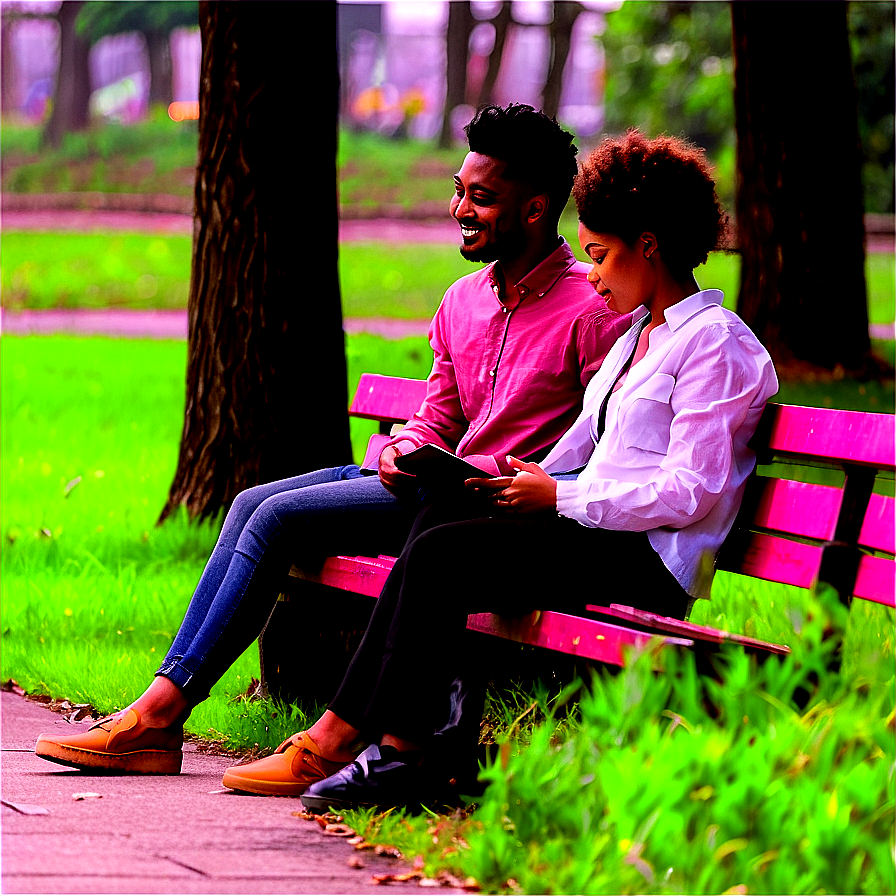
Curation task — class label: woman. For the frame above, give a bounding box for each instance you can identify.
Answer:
[293,130,779,811]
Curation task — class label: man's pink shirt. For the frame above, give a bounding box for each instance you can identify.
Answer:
[383,239,629,476]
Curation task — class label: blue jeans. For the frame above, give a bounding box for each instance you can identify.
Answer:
[155,465,417,702]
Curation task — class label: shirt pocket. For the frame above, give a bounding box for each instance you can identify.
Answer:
[620,373,676,455]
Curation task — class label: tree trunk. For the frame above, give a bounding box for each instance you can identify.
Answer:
[476,1,512,108]
[42,0,91,149]
[160,0,350,525]
[731,0,872,373]
[144,27,172,107]
[438,1,474,149]
[542,2,582,121]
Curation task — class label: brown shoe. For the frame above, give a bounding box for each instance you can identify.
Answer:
[222,731,350,797]
[34,709,183,774]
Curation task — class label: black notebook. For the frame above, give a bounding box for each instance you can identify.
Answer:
[393,444,494,482]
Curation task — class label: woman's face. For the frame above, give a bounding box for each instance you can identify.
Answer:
[577,221,654,315]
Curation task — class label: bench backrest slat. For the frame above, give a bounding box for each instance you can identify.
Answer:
[743,480,894,554]
[861,493,895,555]
[759,404,895,468]
[350,373,428,424]
[855,554,896,606]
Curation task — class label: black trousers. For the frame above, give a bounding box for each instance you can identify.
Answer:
[328,493,691,746]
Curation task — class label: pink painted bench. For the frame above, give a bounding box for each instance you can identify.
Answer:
[258,375,895,699]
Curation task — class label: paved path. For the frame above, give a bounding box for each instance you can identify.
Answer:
[2,690,422,895]
[0,208,461,244]
[0,308,432,341]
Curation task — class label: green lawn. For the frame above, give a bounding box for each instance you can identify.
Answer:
[3,229,894,330]
[2,334,893,894]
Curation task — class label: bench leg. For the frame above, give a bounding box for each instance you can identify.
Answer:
[258,582,375,708]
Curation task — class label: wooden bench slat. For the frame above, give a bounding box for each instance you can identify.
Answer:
[761,404,895,468]
[720,532,821,590]
[860,493,895,554]
[747,478,841,542]
[465,610,693,667]
[586,604,790,654]
[854,555,896,607]
[350,373,428,423]
[741,480,894,553]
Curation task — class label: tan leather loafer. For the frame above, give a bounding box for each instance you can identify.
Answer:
[35,709,183,774]
[222,731,350,797]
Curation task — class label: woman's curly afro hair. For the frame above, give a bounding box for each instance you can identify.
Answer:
[573,130,728,277]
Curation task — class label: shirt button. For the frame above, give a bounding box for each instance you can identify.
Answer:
[489,370,495,377]
[502,307,508,313]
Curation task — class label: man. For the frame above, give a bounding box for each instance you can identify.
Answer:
[34,104,627,798]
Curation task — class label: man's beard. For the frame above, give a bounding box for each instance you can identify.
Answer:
[459,226,527,264]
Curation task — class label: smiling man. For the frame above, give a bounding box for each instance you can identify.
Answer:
[33,104,628,801]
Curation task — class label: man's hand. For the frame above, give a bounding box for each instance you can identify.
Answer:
[466,455,557,514]
[378,444,417,495]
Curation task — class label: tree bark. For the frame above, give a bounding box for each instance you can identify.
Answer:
[542,1,582,121]
[42,0,91,149]
[438,1,474,149]
[476,1,512,108]
[144,27,172,107]
[731,0,872,373]
[160,0,350,524]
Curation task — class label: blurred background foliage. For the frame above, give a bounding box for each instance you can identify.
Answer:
[600,0,894,215]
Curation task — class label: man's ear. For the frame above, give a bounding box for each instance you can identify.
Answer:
[640,232,658,259]
[525,194,549,225]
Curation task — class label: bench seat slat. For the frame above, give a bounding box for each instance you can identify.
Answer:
[762,404,896,469]
[288,560,693,666]
[586,604,790,654]
[465,610,693,667]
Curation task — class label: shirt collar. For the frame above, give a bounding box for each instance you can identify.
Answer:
[486,237,577,302]
[635,289,724,333]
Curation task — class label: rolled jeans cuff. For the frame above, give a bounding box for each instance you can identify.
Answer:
[155,657,207,699]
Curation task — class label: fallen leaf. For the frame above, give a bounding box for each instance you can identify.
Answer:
[347,856,365,869]
[1,679,25,696]
[63,476,82,498]
[323,823,356,837]
[371,870,423,885]
[72,792,102,801]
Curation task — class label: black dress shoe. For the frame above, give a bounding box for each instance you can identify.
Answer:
[300,744,426,812]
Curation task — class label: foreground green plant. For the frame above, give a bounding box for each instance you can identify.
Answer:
[345,589,895,895]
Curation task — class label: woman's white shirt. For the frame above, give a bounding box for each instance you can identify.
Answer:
[541,289,779,600]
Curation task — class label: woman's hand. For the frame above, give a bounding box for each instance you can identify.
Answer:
[466,456,558,515]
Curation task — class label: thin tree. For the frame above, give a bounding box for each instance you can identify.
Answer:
[160,0,350,524]
[76,1,197,108]
[42,0,90,148]
[475,0,512,108]
[731,0,873,373]
[542,1,583,121]
[438,0,474,149]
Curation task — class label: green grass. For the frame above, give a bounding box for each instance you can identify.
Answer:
[3,229,894,332]
[3,334,893,892]
[0,333,433,752]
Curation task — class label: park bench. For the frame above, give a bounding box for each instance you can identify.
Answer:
[259,373,895,702]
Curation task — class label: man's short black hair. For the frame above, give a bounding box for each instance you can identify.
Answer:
[464,103,578,224]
